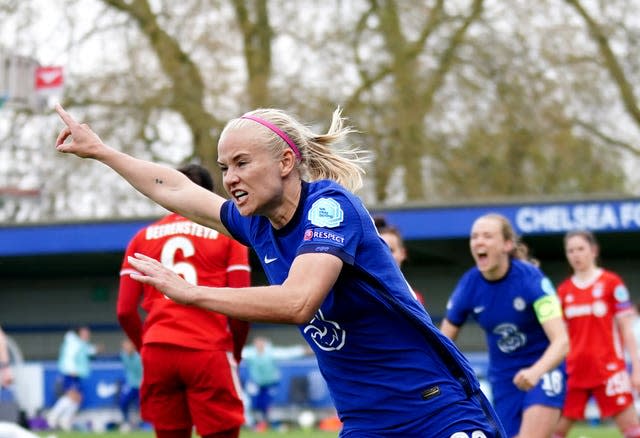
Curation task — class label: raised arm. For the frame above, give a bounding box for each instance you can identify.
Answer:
[126,252,342,324]
[55,104,228,234]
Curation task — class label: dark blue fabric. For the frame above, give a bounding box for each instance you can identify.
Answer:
[221,180,505,436]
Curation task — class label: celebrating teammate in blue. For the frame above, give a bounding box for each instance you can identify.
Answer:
[55,104,506,437]
[441,214,569,438]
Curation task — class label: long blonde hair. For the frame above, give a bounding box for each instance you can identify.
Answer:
[224,107,371,192]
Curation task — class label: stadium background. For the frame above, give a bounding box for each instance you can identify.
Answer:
[2,194,640,422]
[3,194,640,358]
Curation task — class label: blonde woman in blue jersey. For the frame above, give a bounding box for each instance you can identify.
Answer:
[441,214,569,438]
[54,104,507,437]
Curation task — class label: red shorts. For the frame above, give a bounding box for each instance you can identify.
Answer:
[563,370,634,420]
[140,344,244,435]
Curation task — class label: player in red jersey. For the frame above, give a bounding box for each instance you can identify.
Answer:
[553,230,640,438]
[117,164,251,438]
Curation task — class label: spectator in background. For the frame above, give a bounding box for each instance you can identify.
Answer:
[47,326,99,431]
[0,325,43,438]
[55,104,507,437]
[244,337,281,432]
[118,338,142,432]
[515,241,541,267]
[242,339,310,430]
[117,164,252,438]
[441,213,568,438]
[0,322,39,438]
[373,216,425,305]
[553,230,640,438]
[0,326,13,388]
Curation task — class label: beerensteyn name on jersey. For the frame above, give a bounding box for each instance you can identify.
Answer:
[145,221,219,240]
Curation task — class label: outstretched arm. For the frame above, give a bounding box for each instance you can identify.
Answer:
[55,104,228,234]
[126,252,342,324]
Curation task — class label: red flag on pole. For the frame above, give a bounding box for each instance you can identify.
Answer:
[35,66,64,91]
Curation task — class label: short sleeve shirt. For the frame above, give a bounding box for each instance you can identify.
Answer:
[221,180,481,434]
[557,269,633,387]
[119,213,250,351]
[446,259,557,384]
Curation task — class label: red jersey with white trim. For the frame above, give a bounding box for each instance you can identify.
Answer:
[118,213,251,351]
[557,269,633,387]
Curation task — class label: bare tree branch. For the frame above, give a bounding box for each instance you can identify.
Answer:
[566,0,640,125]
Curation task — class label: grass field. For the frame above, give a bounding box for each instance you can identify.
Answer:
[29,423,620,438]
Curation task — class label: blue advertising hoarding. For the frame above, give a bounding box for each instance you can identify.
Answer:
[0,219,153,256]
[3,198,640,256]
[377,198,640,239]
[41,357,333,410]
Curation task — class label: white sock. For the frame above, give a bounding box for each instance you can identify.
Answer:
[47,395,73,428]
[58,399,79,431]
[47,395,75,428]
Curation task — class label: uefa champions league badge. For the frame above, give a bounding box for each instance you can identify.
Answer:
[614,284,630,302]
[541,277,556,295]
[308,198,344,228]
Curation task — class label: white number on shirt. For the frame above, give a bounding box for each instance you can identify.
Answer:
[541,370,564,396]
[161,236,197,287]
[449,431,488,438]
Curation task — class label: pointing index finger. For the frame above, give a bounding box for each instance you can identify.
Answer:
[55,103,78,128]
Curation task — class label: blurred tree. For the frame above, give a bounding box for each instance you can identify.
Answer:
[564,0,640,151]
[425,0,629,200]
[0,0,639,222]
[344,0,484,202]
[104,0,218,178]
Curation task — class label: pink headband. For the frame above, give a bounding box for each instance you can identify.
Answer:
[241,114,302,160]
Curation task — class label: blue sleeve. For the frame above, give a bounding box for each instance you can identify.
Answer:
[525,265,557,303]
[445,274,472,326]
[220,200,251,247]
[296,192,360,266]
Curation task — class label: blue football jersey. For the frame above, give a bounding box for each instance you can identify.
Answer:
[446,259,557,384]
[221,180,491,435]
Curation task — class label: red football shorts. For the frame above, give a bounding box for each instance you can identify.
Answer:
[563,370,634,419]
[140,344,244,435]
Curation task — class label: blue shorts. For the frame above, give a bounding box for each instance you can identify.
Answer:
[340,390,507,437]
[491,368,565,437]
[61,375,83,393]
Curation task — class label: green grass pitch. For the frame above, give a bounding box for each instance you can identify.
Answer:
[31,422,620,438]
